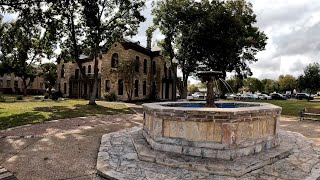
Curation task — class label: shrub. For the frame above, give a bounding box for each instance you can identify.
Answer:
[16,96,24,100]
[104,92,117,102]
[0,95,5,102]
[44,95,49,99]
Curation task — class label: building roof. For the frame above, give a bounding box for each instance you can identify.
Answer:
[120,39,161,57]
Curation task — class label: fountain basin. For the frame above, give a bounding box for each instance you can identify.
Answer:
[142,101,282,160]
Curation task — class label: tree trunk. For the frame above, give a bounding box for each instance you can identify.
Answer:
[22,79,27,96]
[172,66,177,101]
[89,56,99,105]
[206,78,215,107]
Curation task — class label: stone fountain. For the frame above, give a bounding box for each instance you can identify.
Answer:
[96,71,320,179]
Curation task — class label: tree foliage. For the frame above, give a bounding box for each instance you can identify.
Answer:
[298,63,320,94]
[0,14,56,96]
[243,77,264,93]
[278,74,297,92]
[39,62,57,93]
[118,59,140,101]
[187,84,199,94]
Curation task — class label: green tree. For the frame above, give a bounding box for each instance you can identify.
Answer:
[0,18,56,96]
[118,60,140,101]
[261,79,279,94]
[226,76,243,93]
[278,74,297,92]
[244,77,263,93]
[298,63,320,99]
[187,84,199,94]
[39,63,57,95]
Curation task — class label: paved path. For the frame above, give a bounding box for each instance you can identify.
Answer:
[0,113,142,180]
[1,102,320,180]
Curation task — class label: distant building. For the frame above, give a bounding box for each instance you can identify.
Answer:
[56,39,175,101]
[0,73,45,95]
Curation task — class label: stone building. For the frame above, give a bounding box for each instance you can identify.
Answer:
[0,73,45,95]
[56,39,174,101]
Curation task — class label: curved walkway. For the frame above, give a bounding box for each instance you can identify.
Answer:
[0,112,142,180]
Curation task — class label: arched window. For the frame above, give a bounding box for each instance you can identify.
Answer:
[61,64,65,78]
[111,53,119,68]
[134,80,139,97]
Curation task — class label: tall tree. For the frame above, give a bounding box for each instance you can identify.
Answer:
[77,0,145,105]
[39,62,57,94]
[118,60,140,101]
[243,77,263,93]
[298,63,320,99]
[278,74,297,92]
[0,17,56,96]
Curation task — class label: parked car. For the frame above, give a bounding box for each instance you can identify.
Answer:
[258,94,272,100]
[295,93,314,100]
[270,93,287,100]
[192,92,205,100]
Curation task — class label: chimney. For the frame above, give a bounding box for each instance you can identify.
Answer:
[147,35,152,50]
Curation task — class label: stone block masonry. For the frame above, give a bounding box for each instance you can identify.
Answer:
[142,101,282,160]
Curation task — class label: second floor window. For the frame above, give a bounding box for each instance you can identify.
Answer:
[75,69,80,79]
[111,53,119,68]
[0,79,2,87]
[134,80,139,97]
[152,61,156,75]
[88,65,92,74]
[143,59,147,74]
[61,64,65,78]
[135,56,140,72]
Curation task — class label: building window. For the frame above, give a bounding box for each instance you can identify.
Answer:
[135,56,140,72]
[64,83,67,94]
[111,53,119,68]
[88,65,92,74]
[152,61,156,75]
[164,64,167,78]
[143,59,147,74]
[6,80,10,88]
[0,79,2,87]
[58,83,61,91]
[14,80,18,88]
[143,81,147,96]
[169,69,172,79]
[105,80,110,92]
[118,79,123,95]
[61,64,65,78]
[29,81,33,89]
[83,66,86,74]
[75,69,79,79]
[134,80,139,97]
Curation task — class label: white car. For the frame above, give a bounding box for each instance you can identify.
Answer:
[192,92,205,100]
[258,94,272,100]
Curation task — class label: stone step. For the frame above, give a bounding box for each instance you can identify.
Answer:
[0,166,17,180]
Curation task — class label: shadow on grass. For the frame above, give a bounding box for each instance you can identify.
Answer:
[0,104,133,130]
[0,112,47,130]
[33,104,133,121]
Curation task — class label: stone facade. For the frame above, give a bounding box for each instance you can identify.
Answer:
[142,101,282,160]
[0,73,45,95]
[56,40,173,100]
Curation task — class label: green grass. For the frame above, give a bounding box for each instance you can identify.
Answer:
[0,94,36,101]
[0,100,133,130]
[242,99,320,117]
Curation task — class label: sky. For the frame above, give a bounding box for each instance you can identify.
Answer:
[3,0,320,82]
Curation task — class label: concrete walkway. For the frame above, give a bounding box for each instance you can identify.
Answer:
[0,113,142,180]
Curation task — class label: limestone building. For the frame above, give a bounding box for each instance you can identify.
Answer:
[0,73,45,95]
[56,40,174,101]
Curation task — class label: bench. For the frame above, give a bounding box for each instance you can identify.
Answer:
[300,108,320,121]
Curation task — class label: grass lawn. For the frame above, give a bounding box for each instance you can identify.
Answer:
[1,94,37,101]
[242,99,320,117]
[0,100,133,130]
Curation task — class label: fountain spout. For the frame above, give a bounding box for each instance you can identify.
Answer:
[197,71,223,107]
